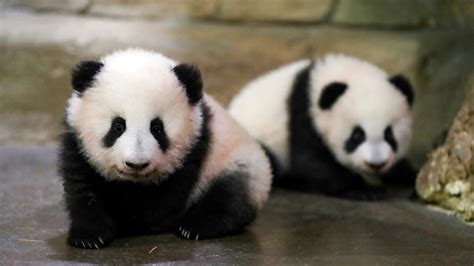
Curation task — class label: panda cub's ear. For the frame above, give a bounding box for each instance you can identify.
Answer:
[389,75,415,107]
[173,64,203,105]
[319,82,348,110]
[71,61,104,95]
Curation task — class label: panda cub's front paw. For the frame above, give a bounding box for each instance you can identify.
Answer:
[176,226,201,240]
[67,226,114,249]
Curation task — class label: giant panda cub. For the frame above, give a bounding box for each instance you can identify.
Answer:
[229,54,416,200]
[59,48,271,249]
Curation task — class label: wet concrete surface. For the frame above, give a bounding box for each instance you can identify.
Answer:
[1,144,474,264]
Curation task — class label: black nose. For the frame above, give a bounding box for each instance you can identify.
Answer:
[366,161,386,171]
[125,161,149,170]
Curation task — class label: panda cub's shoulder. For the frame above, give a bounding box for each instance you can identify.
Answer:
[191,94,272,210]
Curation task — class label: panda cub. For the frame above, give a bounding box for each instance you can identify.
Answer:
[229,54,416,200]
[59,49,271,249]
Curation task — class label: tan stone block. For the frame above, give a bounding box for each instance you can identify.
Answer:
[216,0,333,22]
[332,0,439,27]
[88,0,194,19]
[416,76,474,221]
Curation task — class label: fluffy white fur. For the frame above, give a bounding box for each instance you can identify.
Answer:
[229,54,412,176]
[67,48,271,208]
[309,54,412,174]
[189,95,271,209]
[229,60,311,170]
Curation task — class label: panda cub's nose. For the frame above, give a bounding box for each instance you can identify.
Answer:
[365,161,386,171]
[125,161,149,170]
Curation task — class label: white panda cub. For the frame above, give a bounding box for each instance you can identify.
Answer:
[59,48,271,249]
[229,54,416,200]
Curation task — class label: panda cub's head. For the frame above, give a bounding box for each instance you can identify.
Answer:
[66,49,204,182]
[310,54,414,176]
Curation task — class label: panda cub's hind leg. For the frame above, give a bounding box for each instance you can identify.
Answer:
[176,173,256,240]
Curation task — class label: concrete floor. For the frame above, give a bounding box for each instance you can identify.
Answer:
[1,9,474,265]
[2,144,474,264]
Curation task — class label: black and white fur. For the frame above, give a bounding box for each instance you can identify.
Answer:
[229,54,416,200]
[59,49,271,249]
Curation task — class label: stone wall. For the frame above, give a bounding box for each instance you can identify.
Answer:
[4,0,474,28]
[416,77,474,222]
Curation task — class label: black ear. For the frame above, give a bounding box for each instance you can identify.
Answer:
[319,82,348,110]
[173,64,203,105]
[389,75,415,107]
[71,61,103,95]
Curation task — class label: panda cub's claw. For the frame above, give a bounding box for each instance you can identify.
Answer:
[176,226,200,240]
[67,226,114,249]
[68,235,107,249]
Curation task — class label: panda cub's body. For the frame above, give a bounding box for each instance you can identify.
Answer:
[59,49,271,249]
[229,54,416,200]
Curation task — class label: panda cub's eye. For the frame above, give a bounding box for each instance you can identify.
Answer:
[112,117,126,134]
[344,125,366,153]
[150,117,169,152]
[151,124,161,134]
[384,126,393,139]
[384,125,398,151]
[150,118,164,136]
[351,126,365,142]
[103,117,126,148]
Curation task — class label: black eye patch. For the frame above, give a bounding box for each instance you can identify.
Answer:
[103,117,126,148]
[384,126,398,151]
[344,126,366,153]
[150,117,169,152]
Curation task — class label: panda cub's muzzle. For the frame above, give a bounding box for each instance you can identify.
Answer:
[358,140,394,174]
[115,159,158,180]
[125,161,150,171]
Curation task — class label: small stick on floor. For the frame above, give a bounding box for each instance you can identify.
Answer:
[17,239,45,243]
[148,246,158,254]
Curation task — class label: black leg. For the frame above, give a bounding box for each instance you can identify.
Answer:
[64,182,116,249]
[382,159,418,187]
[176,173,256,240]
[285,152,385,201]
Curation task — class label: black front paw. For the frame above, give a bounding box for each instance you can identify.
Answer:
[67,225,114,249]
[342,186,386,201]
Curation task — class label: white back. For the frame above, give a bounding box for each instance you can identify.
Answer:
[229,60,311,170]
[192,95,272,209]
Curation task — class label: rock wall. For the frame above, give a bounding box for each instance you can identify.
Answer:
[4,0,474,28]
[416,77,474,221]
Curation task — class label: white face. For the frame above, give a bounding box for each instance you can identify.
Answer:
[310,54,413,175]
[324,104,412,175]
[67,50,202,182]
